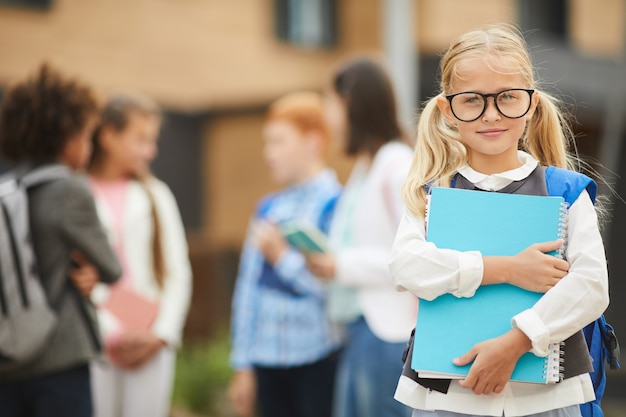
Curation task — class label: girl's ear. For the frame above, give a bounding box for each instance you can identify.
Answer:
[436,95,456,126]
[98,125,117,150]
[304,130,324,158]
[525,90,540,121]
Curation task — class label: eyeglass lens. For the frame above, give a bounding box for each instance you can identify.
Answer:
[450,89,532,122]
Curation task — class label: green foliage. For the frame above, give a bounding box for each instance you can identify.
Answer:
[172,332,233,416]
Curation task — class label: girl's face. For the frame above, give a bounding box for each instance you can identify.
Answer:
[262,119,316,185]
[102,112,160,178]
[323,88,348,149]
[60,116,97,171]
[437,57,539,174]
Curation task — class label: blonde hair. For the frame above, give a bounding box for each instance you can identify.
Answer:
[403,24,580,217]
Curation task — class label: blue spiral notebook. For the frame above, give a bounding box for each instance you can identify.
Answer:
[411,187,567,384]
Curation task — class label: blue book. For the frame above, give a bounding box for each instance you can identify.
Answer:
[411,187,567,384]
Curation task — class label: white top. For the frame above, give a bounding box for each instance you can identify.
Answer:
[91,177,193,348]
[390,151,609,416]
[330,141,418,342]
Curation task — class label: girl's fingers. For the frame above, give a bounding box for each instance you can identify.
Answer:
[553,258,570,273]
[533,239,564,253]
[453,349,476,367]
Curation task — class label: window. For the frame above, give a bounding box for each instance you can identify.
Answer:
[519,0,568,41]
[151,111,205,232]
[274,0,338,48]
[0,0,53,10]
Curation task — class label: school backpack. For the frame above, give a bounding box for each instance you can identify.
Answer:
[545,166,620,417]
[0,165,69,373]
[579,315,621,417]
[405,168,621,413]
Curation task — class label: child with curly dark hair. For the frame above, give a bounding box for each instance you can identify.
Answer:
[0,63,121,417]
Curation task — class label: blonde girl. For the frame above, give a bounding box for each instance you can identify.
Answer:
[87,93,192,417]
[390,24,609,417]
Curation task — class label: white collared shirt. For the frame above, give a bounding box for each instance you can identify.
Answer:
[390,151,609,416]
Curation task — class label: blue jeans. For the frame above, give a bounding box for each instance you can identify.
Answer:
[0,365,92,417]
[333,317,411,417]
[411,405,583,417]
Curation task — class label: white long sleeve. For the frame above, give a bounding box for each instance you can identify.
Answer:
[390,153,607,416]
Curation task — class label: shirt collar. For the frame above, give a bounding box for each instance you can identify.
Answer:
[286,168,338,194]
[457,151,539,191]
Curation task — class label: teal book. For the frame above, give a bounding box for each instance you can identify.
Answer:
[411,187,567,384]
[280,222,329,254]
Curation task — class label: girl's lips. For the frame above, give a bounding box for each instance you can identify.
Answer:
[477,128,507,137]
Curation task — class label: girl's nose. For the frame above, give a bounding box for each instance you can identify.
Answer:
[482,97,501,122]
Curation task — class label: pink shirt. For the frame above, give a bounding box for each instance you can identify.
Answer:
[89,178,132,287]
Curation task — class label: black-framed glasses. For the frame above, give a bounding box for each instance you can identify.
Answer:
[446,88,535,122]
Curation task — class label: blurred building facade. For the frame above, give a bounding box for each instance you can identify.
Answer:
[1,1,625,394]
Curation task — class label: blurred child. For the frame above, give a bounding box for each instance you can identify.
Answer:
[0,64,121,417]
[306,57,415,417]
[87,93,192,417]
[228,92,342,417]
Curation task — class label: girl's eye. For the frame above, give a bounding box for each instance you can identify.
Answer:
[499,92,517,101]
[463,95,481,104]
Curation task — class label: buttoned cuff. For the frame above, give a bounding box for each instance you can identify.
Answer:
[90,282,111,306]
[152,325,180,349]
[230,346,253,370]
[512,309,550,356]
[454,250,483,297]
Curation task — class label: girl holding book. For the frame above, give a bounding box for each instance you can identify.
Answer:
[306,57,415,417]
[389,24,609,417]
[87,93,192,417]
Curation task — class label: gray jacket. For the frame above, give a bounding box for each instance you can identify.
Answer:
[2,164,121,381]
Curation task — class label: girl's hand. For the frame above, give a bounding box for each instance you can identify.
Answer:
[253,221,289,265]
[228,370,256,417]
[510,240,569,292]
[454,327,531,395]
[306,253,336,279]
[108,330,165,369]
[68,251,100,297]
[484,240,569,293]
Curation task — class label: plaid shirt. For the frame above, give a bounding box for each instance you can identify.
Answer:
[230,169,343,369]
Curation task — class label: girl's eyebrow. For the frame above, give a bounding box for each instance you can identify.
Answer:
[456,86,522,93]
[449,87,530,97]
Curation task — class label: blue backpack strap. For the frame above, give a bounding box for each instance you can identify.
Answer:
[255,194,276,219]
[254,194,302,297]
[545,166,597,206]
[545,167,620,417]
[580,315,621,417]
[317,193,340,234]
[596,315,621,370]
[424,179,444,194]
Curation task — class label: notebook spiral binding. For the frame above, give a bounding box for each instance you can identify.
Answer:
[556,202,569,259]
[424,194,432,232]
[543,341,566,383]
